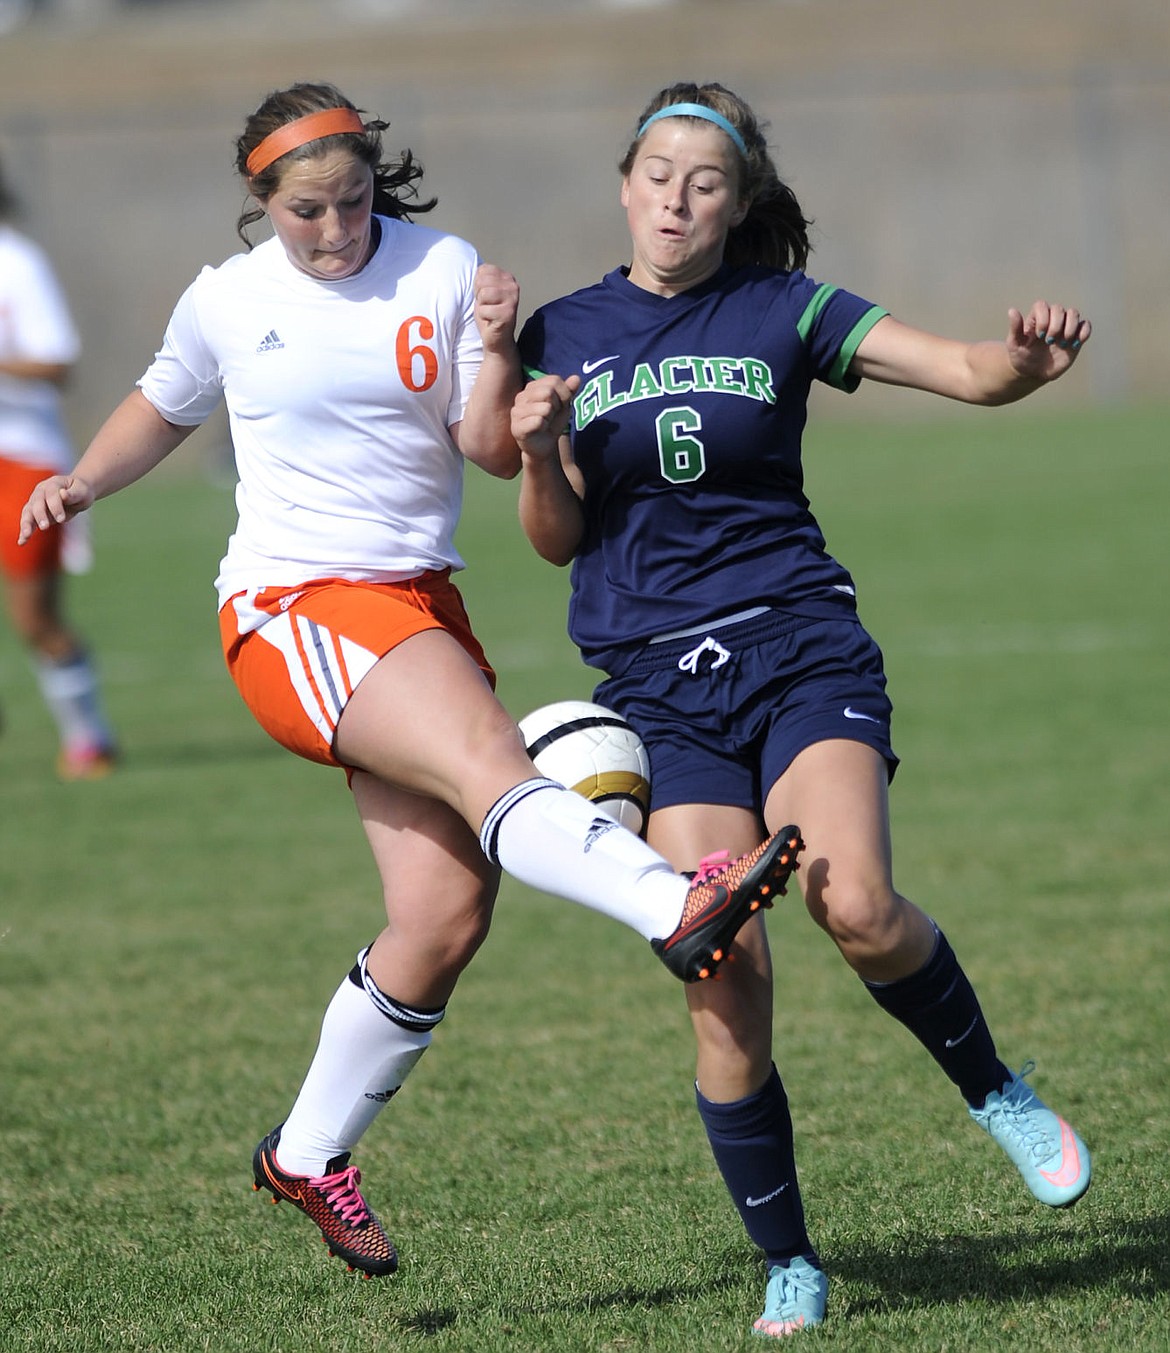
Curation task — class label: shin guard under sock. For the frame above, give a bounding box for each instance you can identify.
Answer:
[34,648,114,752]
[276,949,443,1175]
[696,1065,817,1267]
[864,926,1009,1106]
[479,777,687,940]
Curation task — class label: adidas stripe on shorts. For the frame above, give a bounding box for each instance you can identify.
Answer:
[219,569,495,767]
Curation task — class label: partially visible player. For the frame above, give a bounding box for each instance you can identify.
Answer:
[0,153,117,778]
[19,82,800,1281]
[512,81,1093,1338]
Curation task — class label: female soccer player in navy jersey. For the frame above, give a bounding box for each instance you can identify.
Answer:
[512,81,1093,1338]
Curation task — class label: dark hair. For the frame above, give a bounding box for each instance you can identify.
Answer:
[234,81,437,246]
[620,82,812,272]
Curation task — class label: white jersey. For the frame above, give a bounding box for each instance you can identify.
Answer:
[137,216,484,613]
[0,223,81,472]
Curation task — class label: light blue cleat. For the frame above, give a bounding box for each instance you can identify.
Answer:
[968,1060,1091,1208]
[752,1256,828,1338]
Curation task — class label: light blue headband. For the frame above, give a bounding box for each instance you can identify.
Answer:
[637,102,748,159]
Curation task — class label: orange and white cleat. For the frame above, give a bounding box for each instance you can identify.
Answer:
[651,826,803,982]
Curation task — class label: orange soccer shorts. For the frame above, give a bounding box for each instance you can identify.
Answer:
[0,454,62,579]
[219,570,496,768]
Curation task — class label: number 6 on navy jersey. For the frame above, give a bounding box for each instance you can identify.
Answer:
[656,405,706,483]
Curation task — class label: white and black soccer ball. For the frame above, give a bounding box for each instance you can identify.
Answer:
[518,699,651,836]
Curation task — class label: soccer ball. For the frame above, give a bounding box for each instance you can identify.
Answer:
[518,699,651,835]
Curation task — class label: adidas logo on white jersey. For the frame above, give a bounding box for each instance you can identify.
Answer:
[256,329,284,353]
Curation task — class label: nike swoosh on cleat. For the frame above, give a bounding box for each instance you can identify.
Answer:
[672,889,732,942]
[260,1165,293,1203]
[1038,1119,1083,1189]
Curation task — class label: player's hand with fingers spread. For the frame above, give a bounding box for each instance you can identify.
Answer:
[473,263,521,355]
[511,373,582,462]
[17,473,95,545]
[1006,299,1091,384]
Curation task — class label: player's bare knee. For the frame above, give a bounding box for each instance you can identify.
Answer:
[813,880,905,956]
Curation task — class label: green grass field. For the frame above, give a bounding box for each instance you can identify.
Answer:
[1,403,1167,1352]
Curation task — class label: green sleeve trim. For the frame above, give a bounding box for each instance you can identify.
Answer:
[795,284,836,343]
[827,305,889,392]
[522,363,548,382]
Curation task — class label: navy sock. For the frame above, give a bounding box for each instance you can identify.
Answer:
[864,927,1009,1106]
[695,1065,817,1268]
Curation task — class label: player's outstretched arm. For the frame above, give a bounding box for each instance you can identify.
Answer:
[852,300,1091,406]
[18,390,194,543]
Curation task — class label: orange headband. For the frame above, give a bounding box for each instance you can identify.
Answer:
[245,108,367,177]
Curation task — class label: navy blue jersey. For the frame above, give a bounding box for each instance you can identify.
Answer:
[518,264,887,671]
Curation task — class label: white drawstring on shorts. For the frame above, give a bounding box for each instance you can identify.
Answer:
[677,635,732,673]
[648,605,771,676]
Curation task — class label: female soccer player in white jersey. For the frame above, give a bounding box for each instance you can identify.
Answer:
[0,155,117,778]
[512,81,1093,1338]
[18,81,802,1280]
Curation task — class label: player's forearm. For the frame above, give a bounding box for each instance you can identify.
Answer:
[0,357,72,385]
[457,347,523,478]
[957,340,1046,406]
[74,390,194,500]
[518,448,583,566]
[854,317,1046,406]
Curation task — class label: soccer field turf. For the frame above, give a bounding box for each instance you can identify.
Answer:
[1,403,1166,1351]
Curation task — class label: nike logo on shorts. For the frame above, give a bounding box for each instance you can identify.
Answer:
[843,706,881,723]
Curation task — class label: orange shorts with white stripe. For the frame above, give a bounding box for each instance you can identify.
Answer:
[218,570,496,768]
[0,454,62,578]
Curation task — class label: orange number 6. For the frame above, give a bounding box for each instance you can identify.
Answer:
[396,315,439,392]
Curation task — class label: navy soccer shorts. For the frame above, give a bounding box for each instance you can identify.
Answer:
[593,609,898,816]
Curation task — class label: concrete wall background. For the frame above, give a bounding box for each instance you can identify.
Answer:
[1,0,1166,459]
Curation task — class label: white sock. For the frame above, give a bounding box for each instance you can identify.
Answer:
[33,648,114,751]
[275,953,440,1177]
[479,778,688,941]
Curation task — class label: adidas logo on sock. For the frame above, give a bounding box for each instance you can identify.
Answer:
[584,816,618,852]
[256,329,284,353]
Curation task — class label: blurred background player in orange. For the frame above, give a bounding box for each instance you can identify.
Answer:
[0,152,117,779]
[19,81,798,1281]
